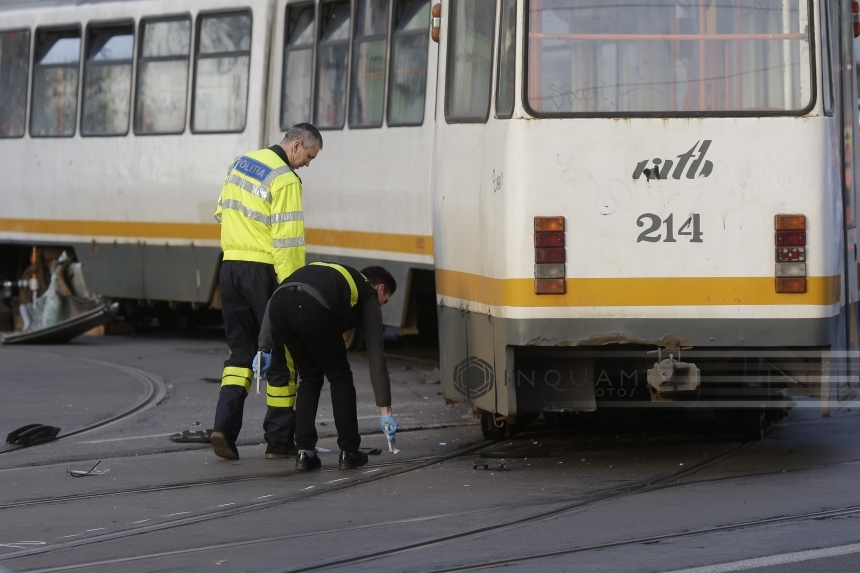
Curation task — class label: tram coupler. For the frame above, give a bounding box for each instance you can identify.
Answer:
[646,348,700,398]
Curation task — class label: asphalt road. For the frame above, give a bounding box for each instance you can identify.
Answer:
[1,334,860,573]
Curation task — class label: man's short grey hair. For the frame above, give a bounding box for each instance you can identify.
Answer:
[283,123,323,150]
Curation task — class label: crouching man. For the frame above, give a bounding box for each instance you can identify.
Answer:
[256,263,398,470]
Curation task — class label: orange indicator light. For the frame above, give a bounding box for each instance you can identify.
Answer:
[775,214,806,231]
[535,278,565,294]
[534,217,565,232]
[775,278,807,293]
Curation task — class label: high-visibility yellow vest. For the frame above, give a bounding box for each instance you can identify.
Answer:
[214,148,306,282]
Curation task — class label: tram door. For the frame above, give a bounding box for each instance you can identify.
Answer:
[433,0,516,415]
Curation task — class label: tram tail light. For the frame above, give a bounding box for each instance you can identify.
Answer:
[534,217,565,294]
[535,248,565,263]
[853,0,860,37]
[775,214,806,293]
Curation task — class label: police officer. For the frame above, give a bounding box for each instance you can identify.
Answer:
[210,124,323,461]
[256,263,398,470]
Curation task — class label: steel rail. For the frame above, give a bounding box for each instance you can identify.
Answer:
[0,453,456,510]
[0,357,168,456]
[0,438,495,563]
[0,441,752,573]
[427,504,860,573]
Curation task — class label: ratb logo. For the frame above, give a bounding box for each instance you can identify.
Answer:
[632,140,713,181]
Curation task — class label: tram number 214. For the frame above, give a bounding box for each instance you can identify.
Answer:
[637,213,703,243]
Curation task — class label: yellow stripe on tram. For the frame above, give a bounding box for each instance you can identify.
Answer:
[0,218,434,256]
[435,269,841,307]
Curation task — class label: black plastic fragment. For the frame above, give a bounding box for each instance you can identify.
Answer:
[6,424,61,446]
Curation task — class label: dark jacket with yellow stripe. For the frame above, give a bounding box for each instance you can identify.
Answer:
[259,263,391,407]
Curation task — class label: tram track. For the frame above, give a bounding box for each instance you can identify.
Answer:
[425,503,860,573]
[1,437,754,572]
[0,438,495,564]
[0,356,168,456]
[0,452,466,510]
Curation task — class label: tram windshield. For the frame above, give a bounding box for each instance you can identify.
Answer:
[526,0,813,116]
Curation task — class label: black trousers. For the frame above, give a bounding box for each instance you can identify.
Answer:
[214,261,295,445]
[267,287,360,452]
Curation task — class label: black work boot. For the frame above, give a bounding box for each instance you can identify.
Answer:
[296,450,321,471]
[339,449,369,469]
[265,442,298,459]
[210,431,239,460]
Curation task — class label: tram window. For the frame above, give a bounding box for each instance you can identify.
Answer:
[30,27,80,137]
[192,11,252,133]
[135,17,191,135]
[495,0,516,118]
[821,0,837,116]
[349,0,389,128]
[81,23,134,136]
[525,0,813,116]
[281,4,315,130]
[388,0,430,126]
[0,29,30,138]
[314,1,350,129]
[445,0,496,122]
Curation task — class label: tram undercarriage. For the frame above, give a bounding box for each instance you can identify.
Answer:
[440,308,860,441]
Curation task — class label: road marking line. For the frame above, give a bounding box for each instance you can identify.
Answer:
[217,503,235,507]
[662,541,860,573]
[131,520,149,524]
[163,512,190,517]
[256,495,273,499]
[302,486,314,490]
[363,468,382,474]
[78,433,175,444]
[57,534,81,539]
[84,529,105,532]
[327,478,348,483]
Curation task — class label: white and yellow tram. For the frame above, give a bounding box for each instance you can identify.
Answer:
[0,0,437,336]
[430,0,860,437]
[2,0,859,435]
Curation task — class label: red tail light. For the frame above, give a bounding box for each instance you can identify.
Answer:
[534,217,565,294]
[775,215,806,293]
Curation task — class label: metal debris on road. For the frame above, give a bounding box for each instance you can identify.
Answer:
[473,459,506,471]
[68,461,109,477]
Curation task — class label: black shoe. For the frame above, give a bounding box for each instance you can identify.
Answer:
[339,450,369,470]
[265,442,298,459]
[210,431,239,460]
[296,451,321,471]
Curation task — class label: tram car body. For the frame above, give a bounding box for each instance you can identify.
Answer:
[431,0,860,434]
[0,0,436,334]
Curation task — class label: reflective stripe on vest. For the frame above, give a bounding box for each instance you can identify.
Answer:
[221,198,270,225]
[273,236,306,249]
[311,262,359,307]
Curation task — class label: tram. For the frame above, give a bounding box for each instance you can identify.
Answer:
[0,0,437,339]
[433,0,860,438]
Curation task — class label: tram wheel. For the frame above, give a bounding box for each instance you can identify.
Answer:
[481,412,507,440]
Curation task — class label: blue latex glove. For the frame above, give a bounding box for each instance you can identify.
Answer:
[380,414,398,443]
[252,352,273,378]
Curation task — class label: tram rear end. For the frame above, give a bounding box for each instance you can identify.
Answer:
[432,0,860,437]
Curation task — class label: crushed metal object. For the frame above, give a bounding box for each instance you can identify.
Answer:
[473,459,506,471]
[1,252,117,345]
[169,429,213,443]
[646,348,700,397]
[68,461,109,477]
[5,423,61,446]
